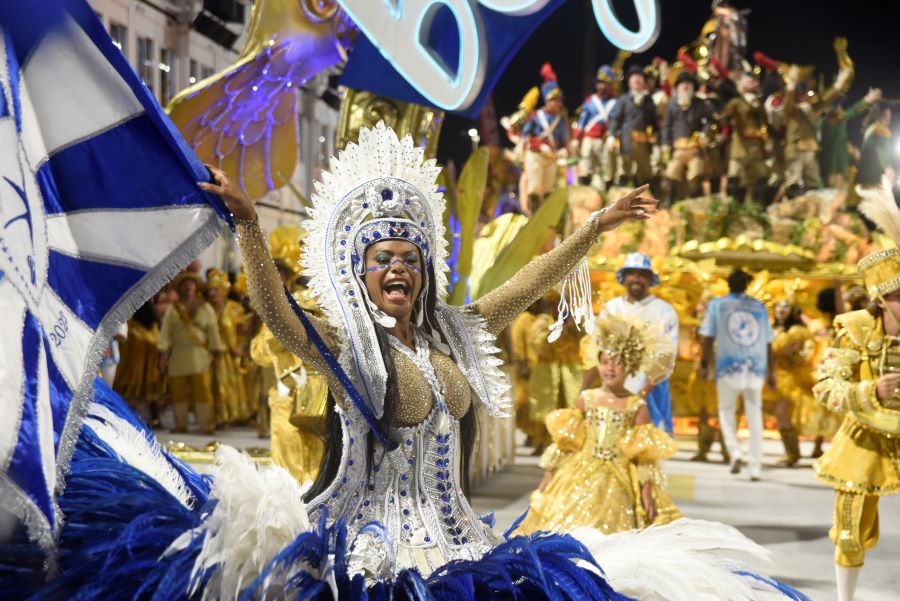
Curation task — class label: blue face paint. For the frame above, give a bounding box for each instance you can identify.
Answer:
[365,258,422,273]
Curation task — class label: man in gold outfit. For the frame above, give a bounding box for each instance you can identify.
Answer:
[250,226,327,483]
[813,187,900,601]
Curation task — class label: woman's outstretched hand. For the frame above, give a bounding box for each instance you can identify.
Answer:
[595,184,658,232]
[198,165,258,222]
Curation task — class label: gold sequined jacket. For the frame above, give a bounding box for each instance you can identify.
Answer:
[813,310,900,495]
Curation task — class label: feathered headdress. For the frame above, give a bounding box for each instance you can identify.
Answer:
[300,122,510,421]
[587,315,676,386]
[858,183,900,300]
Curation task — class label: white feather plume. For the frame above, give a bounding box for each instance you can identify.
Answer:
[167,445,314,601]
[84,403,194,508]
[572,518,791,600]
[858,181,900,246]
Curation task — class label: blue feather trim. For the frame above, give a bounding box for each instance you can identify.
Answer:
[0,381,809,601]
[736,570,813,601]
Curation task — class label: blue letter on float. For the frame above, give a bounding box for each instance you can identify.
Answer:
[338,0,487,111]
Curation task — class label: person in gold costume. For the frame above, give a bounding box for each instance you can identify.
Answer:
[113,299,164,425]
[812,186,900,601]
[206,269,250,427]
[526,291,585,454]
[250,226,326,483]
[516,315,680,535]
[509,301,540,443]
[158,272,223,434]
[766,299,815,467]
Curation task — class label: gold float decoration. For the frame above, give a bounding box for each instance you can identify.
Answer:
[336,88,444,158]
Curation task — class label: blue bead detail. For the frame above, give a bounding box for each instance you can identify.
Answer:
[400,474,408,481]
[405,439,413,446]
[381,189,393,201]
[403,508,410,516]
[453,537,460,545]
[318,503,325,509]
[348,460,354,466]
[407,459,414,465]
[437,472,444,481]
[462,537,468,543]
[362,202,369,208]
[444,518,454,525]
[363,500,370,507]
[403,523,410,530]
[341,477,347,484]
[340,240,346,246]
[424,536,431,543]
[437,483,446,491]
[362,236,369,243]
[400,490,407,497]
[356,513,363,520]
[368,485,375,491]
[331,492,337,498]
[348,290,354,296]
[441,506,451,515]
[344,225,351,231]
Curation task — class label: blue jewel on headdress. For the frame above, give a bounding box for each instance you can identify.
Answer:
[373,231,381,239]
[351,254,359,263]
[414,235,421,242]
[405,199,411,205]
[363,202,369,208]
[344,225,351,231]
[362,236,369,243]
[340,240,346,246]
[381,189,393,201]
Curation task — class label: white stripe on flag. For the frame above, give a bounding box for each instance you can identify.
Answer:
[46,206,218,270]
[0,279,28,470]
[36,289,94,390]
[20,13,144,162]
[35,338,55,494]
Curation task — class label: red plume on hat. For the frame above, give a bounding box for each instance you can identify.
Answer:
[753,51,780,72]
[540,62,558,83]
[709,57,730,79]
[677,49,698,74]
[539,63,562,102]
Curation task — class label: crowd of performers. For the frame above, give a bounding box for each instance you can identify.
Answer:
[104,203,899,600]
[81,10,900,601]
[502,31,892,215]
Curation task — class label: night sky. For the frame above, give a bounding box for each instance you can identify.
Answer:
[437,0,900,167]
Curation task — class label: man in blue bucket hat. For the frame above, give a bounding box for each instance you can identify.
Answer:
[600,252,679,432]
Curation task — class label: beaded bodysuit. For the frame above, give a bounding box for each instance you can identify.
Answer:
[235,212,604,578]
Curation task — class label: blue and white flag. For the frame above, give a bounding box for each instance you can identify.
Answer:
[0,0,228,559]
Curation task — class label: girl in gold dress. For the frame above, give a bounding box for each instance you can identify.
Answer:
[517,316,681,535]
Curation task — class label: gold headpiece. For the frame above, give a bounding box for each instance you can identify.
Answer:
[206,267,231,292]
[268,225,305,276]
[590,315,676,385]
[858,185,900,299]
[233,269,247,296]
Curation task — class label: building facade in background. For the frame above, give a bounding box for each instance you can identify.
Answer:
[89,0,339,273]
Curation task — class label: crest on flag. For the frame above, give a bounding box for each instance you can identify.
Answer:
[0,0,228,564]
